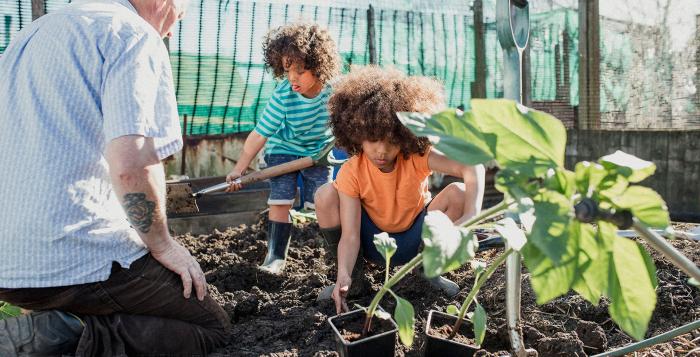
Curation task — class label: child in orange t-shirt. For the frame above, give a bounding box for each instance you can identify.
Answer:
[314,66,485,313]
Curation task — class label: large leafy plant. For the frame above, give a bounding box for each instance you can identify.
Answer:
[398,99,672,341]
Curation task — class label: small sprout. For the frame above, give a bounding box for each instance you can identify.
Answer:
[446,305,459,315]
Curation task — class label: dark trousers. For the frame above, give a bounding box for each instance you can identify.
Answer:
[0,254,230,356]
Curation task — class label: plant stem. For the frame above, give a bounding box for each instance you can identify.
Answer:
[385,256,390,285]
[362,253,424,335]
[459,200,512,229]
[449,248,514,339]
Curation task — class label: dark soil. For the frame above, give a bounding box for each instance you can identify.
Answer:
[427,313,474,346]
[176,216,700,356]
[330,310,397,343]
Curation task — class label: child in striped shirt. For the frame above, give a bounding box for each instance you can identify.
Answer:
[226,23,341,275]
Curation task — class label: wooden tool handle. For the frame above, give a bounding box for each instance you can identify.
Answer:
[238,157,314,185]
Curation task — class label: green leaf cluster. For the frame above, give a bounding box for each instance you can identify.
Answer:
[400,99,673,341]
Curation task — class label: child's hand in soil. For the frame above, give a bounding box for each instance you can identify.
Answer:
[333,275,352,314]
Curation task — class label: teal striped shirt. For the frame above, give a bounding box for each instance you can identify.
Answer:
[254,79,334,157]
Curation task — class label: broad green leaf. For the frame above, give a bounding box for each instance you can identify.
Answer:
[609,186,670,229]
[422,211,478,278]
[394,296,416,347]
[470,99,566,174]
[572,222,612,305]
[600,151,656,183]
[373,232,397,263]
[522,219,581,304]
[574,161,609,198]
[544,168,576,198]
[494,168,539,200]
[607,237,657,341]
[515,198,536,233]
[397,110,494,166]
[446,305,459,315]
[598,175,630,202]
[495,217,527,251]
[0,302,21,320]
[472,303,487,347]
[529,190,573,263]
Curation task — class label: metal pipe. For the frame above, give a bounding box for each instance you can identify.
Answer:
[591,319,700,357]
[496,1,533,355]
[633,218,700,284]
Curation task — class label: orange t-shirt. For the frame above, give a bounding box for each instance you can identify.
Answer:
[333,150,432,233]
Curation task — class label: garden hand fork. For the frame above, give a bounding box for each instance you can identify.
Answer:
[496,1,536,356]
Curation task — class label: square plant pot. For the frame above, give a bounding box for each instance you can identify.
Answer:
[424,310,479,357]
[328,307,398,357]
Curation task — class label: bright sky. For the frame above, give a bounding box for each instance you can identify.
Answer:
[530,0,700,51]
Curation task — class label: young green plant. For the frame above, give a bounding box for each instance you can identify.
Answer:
[360,205,493,347]
[399,99,679,341]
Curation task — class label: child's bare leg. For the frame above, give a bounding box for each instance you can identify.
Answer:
[427,182,466,222]
[269,204,292,223]
[314,183,340,229]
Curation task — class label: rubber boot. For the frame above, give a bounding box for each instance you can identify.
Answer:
[0,310,84,357]
[417,268,461,297]
[259,221,292,275]
[317,226,367,301]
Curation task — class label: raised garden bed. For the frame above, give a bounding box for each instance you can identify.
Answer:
[176,216,699,356]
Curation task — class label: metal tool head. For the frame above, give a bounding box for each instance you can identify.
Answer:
[166,182,199,215]
[312,140,347,166]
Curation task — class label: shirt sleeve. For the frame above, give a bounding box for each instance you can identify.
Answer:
[414,147,432,177]
[101,32,182,160]
[333,159,360,198]
[254,85,286,138]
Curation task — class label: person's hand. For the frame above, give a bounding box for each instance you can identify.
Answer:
[150,239,207,301]
[332,274,352,314]
[225,169,244,192]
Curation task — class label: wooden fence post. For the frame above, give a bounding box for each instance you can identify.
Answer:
[472,0,487,98]
[367,5,377,64]
[578,0,600,129]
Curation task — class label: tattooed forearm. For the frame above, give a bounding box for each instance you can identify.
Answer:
[123,193,156,233]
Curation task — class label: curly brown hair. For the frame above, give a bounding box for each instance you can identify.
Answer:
[263,23,340,84]
[328,66,446,158]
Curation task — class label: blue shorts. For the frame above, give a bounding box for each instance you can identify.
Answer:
[264,154,333,209]
[360,208,427,266]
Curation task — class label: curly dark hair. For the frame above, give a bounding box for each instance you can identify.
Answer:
[328,66,446,158]
[263,23,341,84]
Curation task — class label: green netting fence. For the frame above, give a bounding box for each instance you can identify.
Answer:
[6,1,690,133]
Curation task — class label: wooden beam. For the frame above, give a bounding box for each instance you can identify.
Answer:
[578,0,600,129]
[367,5,377,64]
[472,0,487,98]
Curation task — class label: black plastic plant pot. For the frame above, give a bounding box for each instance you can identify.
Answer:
[424,310,479,357]
[328,308,398,357]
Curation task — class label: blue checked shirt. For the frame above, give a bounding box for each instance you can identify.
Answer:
[0,0,182,288]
